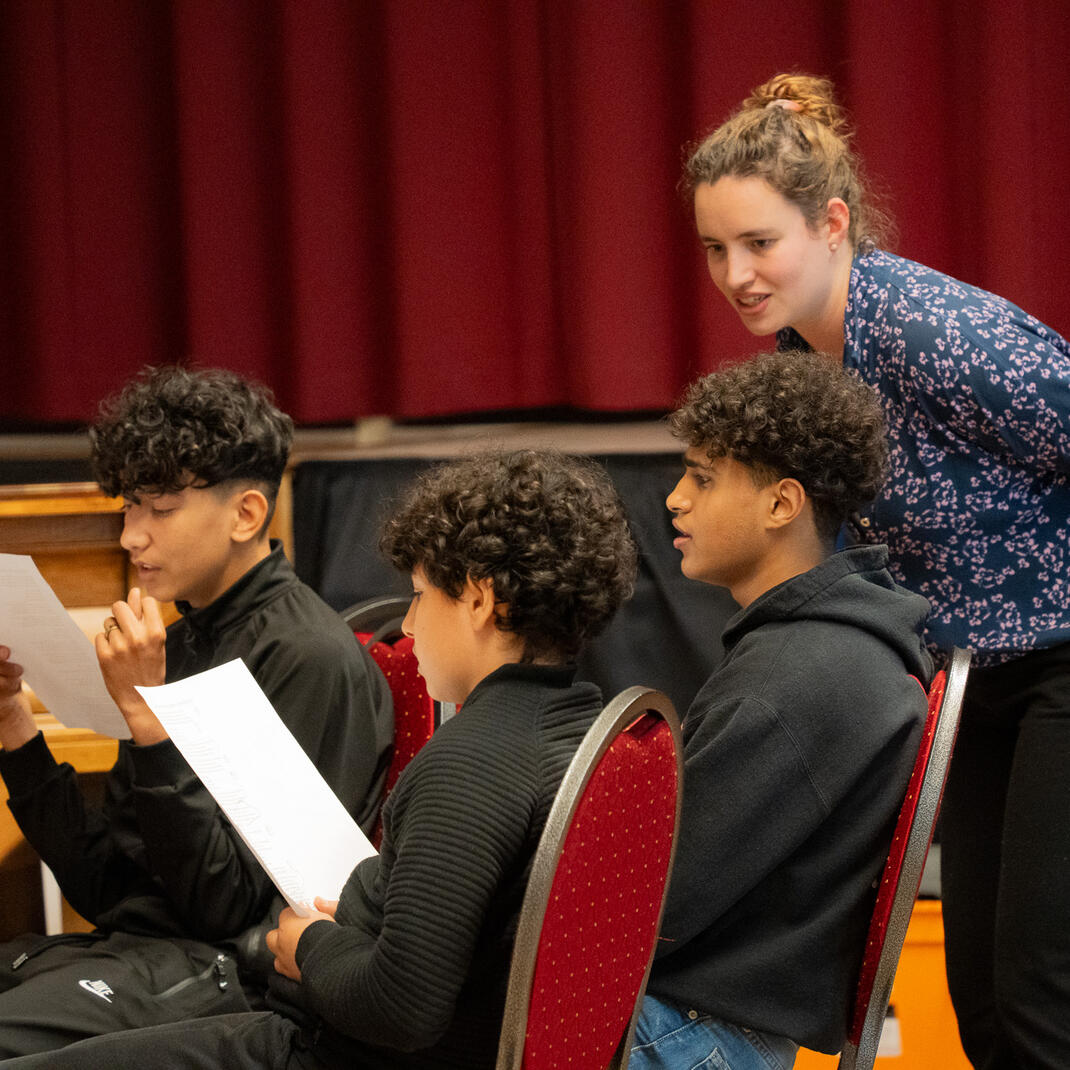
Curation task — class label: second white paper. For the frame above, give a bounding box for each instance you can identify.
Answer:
[0,553,128,738]
[136,659,376,914]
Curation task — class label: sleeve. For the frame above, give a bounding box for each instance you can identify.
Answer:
[656,632,925,960]
[1,734,163,922]
[655,694,830,951]
[245,628,392,834]
[292,725,536,1051]
[130,629,387,942]
[126,737,272,940]
[887,287,1070,476]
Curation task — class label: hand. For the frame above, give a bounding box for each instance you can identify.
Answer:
[0,646,38,751]
[95,589,169,746]
[267,903,337,982]
[313,897,338,918]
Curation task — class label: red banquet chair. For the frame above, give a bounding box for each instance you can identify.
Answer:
[496,686,684,1070]
[342,595,445,845]
[838,646,971,1070]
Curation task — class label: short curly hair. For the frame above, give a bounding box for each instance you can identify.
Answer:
[380,450,638,663]
[90,366,293,521]
[669,350,887,542]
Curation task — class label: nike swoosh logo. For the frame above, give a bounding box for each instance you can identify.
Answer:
[78,979,114,1003]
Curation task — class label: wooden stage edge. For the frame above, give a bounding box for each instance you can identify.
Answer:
[1,418,680,466]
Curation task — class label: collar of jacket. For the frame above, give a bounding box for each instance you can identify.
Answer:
[174,539,294,645]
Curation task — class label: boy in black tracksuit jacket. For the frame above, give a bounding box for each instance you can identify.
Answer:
[629,351,932,1069]
[0,449,639,1070]
[0,368,392,1057]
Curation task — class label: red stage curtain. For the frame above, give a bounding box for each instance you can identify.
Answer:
[2,1,1067,424]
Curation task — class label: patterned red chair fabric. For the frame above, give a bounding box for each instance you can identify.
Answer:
[496,686,683,1070]
[343,596,439,848]
[363,634,437,803]
[839,646,970,1070]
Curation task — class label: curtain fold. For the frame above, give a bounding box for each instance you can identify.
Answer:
[2,0,1066,424]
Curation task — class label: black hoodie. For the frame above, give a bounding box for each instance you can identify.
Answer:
[648,544,932,1054]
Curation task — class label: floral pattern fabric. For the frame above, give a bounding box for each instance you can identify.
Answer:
[780,250,1070,665]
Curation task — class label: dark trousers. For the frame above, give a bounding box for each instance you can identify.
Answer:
[0,1011,328,1070]
[941,641,1070,1070]
[0,931,249,1059]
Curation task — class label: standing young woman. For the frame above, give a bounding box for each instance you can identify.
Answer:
[681,74,1070,1070]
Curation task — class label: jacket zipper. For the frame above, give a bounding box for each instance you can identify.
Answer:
[157,954,231,999]
[11,931,105,971]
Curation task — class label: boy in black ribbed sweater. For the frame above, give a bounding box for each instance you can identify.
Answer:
[3,449,638,1070]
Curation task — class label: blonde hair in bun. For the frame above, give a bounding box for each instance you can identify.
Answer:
[743,73,848,135]
[683,73,891,250]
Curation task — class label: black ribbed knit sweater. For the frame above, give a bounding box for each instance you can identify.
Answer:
[270,661,602,1069]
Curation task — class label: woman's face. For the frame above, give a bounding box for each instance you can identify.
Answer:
[694,175,846,347]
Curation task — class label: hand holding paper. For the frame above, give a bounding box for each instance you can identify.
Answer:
[0,646,36,751]
[95,588,169,745]
[268,903,337,982]
[313,896,338,918]
[0,553,129,739]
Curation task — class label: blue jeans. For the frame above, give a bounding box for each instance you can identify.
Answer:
[630,994,798,1070]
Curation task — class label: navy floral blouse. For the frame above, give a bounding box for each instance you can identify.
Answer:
[780,249,1070,665]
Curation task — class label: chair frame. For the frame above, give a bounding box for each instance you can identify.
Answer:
[341,594,413,644]
[496,686,684,1070]
[839,646,970,1070]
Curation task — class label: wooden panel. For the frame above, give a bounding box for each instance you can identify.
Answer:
[0,484,127,609]
[0,482,123,517]
[18,546,128,607]
[38,716,119,772]
[0,512,123,546]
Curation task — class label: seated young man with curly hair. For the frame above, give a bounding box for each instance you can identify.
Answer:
[0,366,393,1056]
[629,351,933,1070]
[2,449,639,1070]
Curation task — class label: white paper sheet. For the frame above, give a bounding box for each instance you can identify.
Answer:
[136,659,377,914]
[0,553,128,738]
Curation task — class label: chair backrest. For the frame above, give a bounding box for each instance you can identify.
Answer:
[342,596,441,845]
[342,594,415,645]
[839,646,970,1070]
[496,686,683,1070]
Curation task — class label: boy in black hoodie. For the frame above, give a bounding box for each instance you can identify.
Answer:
[630,350,932,1070]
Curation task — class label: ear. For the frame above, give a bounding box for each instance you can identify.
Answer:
[462,574,500,632]
[231,488,270,544]
[766,478,807,529]
[825,197,850,250]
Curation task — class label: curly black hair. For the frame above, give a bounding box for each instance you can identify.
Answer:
[380,450,638,663]
[90,366,293,519]
[669,350,887,542]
